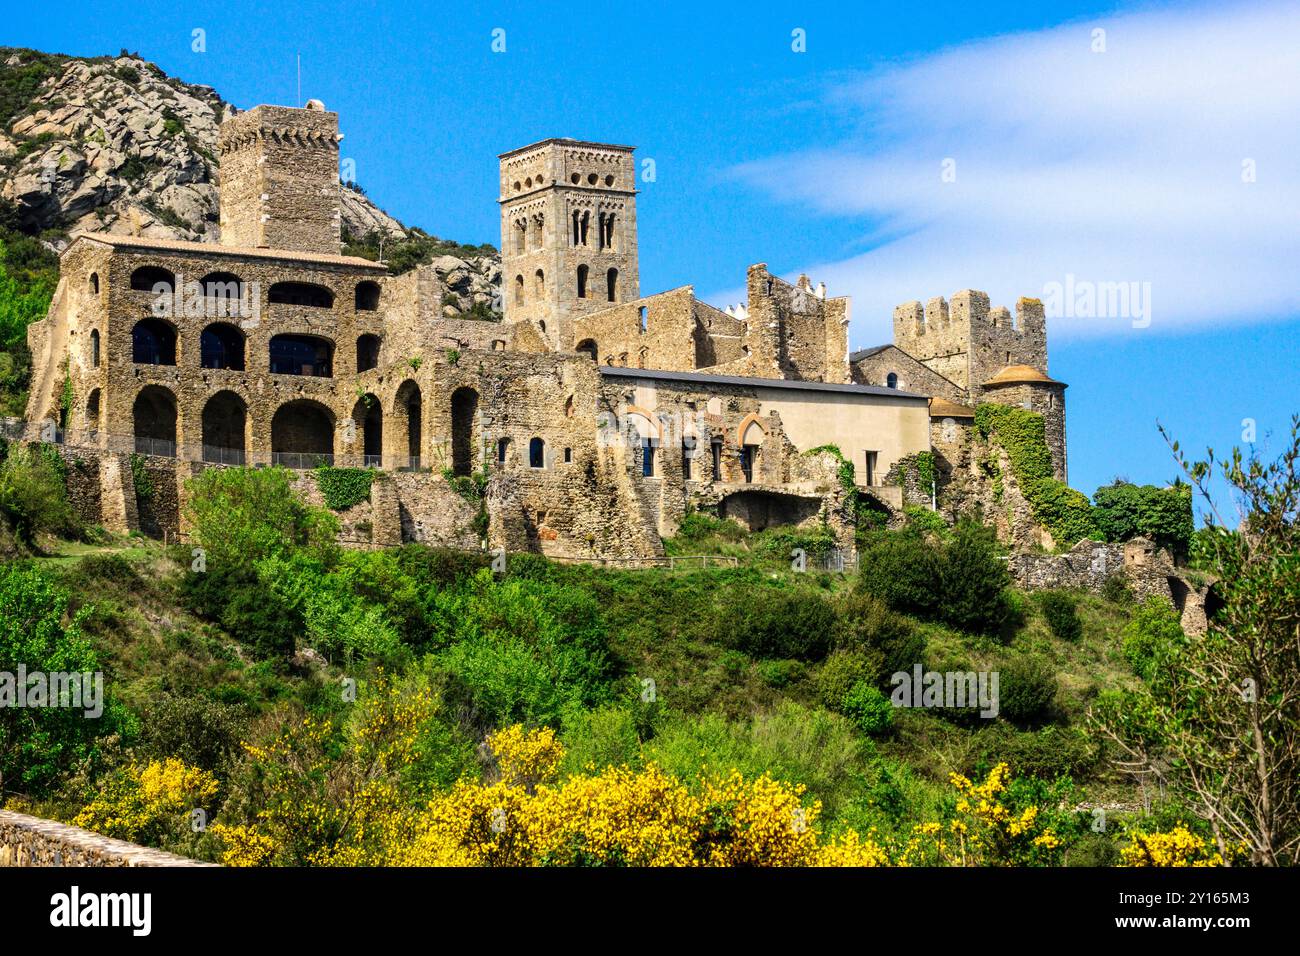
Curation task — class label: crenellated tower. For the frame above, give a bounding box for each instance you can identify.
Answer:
[218,102,342,254]
[498,139,640,350]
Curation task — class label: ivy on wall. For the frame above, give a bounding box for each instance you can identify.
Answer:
[314,466,375,511]
[441,468,490,539]
[127,453,151,500]
[974,403,1096,548]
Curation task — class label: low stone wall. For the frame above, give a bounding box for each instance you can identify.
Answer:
[0,810,215,867]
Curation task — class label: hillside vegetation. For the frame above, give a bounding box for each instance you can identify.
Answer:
[4,419,1293,866]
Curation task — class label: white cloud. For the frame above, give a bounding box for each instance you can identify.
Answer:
[725,1,1300,347]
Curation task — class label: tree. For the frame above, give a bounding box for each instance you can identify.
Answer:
[1094,418,1300,865]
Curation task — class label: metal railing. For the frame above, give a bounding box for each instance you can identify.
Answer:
[134,436,176,458]
[201,445,246,466]
[270,451,334,469]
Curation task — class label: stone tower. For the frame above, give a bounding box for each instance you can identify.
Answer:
[218,102,342,254]
[498,138,640,350]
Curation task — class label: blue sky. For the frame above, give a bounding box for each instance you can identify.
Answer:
[8,0,1298,512]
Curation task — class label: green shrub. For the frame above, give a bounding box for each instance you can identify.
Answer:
[997,656,1058,725]
[842,681,894,736]
[0,444,78,546]
[757,658,804,688]
[1100,572,1133,604]
[0,564,126,794]
[856,528,940,617]
[181,565,302,660]
[832,590,924,681]
[1121,596,1184,685]
[1037,590,1082,642]
[184,466,338,571]
[711,587,836,660]
[136,693,250,775]
[816,651,879,710]
[939,520,1020,636]
[1093,480,1194,558]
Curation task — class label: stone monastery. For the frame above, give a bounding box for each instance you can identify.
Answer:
[21,100,1070,559]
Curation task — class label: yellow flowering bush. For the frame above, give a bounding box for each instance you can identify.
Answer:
[213,676,435,866]
[73,758,218,846]
[487,723,564,791]
[1119,826,1240,867]
[895,763,1066,866]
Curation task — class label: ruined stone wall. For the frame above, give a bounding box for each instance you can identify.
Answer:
[0,809,213,867]
[218,104,342,255]
[571,285,696,370]
[744,265,847,383]
[692,301,747,368]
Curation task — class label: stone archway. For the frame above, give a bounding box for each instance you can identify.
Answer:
[271,399,335,468]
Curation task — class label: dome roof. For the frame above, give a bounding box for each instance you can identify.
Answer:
[929,397,976,419]
[982,364,1061,387]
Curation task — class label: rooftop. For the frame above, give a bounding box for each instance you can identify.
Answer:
[600,366,927,400]
[982,364,1063,387]
[68,233,388,270]
[499,137,636,159]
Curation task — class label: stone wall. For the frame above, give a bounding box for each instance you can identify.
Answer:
[0,810,213,867]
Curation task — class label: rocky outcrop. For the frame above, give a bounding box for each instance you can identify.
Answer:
[0,49,500,313]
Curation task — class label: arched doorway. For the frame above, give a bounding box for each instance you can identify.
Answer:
[201,391,247,464]
[395,380,422,469]
[271,400,335,468]
[352,394,382,466]
[450,386,478,477]
[133,385,177,457]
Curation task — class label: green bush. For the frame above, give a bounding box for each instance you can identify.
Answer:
[816,651,879,710]
[938,520,1020,637]
[833,590,924,681]
[136,693,250,776]
[185,466,338,572]
[1121,596,1184,685]
[711,587,836,660]
[757,658,804,688]
[1093,480,1194,558]
[842,681,894,736]
[0,564,126,794]
[1100,572,1133,604]
[856,528,940,617]
[181,564,302,660]
[1037,590,1083,642]
[0,444,78,546]
[997,656,1058,725]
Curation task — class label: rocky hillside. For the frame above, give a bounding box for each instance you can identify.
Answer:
[0,48,500,312]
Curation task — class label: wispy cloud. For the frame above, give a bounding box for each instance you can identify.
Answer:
[727,1,1300,346]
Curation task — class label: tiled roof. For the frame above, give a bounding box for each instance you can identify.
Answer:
[982,363,1061,386]
[929,397,977,418]
[68,233,387,270]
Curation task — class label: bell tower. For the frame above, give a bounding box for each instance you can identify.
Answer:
[498,138,639,350]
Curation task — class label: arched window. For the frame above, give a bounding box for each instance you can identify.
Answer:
[886,372,898,389]
[638,306,647,331]
[132,319,177,365]
[491,339,506,351]
[130,265,174,293]
[201,322,245,371]
[642,437,656,477]
[396,380,422,467]
[90,329,100,368]
[576,339,597,361]
[85,389,101,433]
[450,387,478,477]
[268,281,334,308]
[133,385,178,457]
[202,391,248,464]
[576,264,588,299]
[607,268,618,303]
[497,437,510,464]
[514,274,524,306]
[352,394,382,466]
[89,273,99,294]
[356,334,381,372]
[529,437,545,469]
[514,219,527,254]
[534,269,545,297]
[270,399,335,467]
[269,334,333,377]
[355,281,381,311]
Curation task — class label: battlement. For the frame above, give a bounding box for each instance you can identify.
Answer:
[891,290,1048,392]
